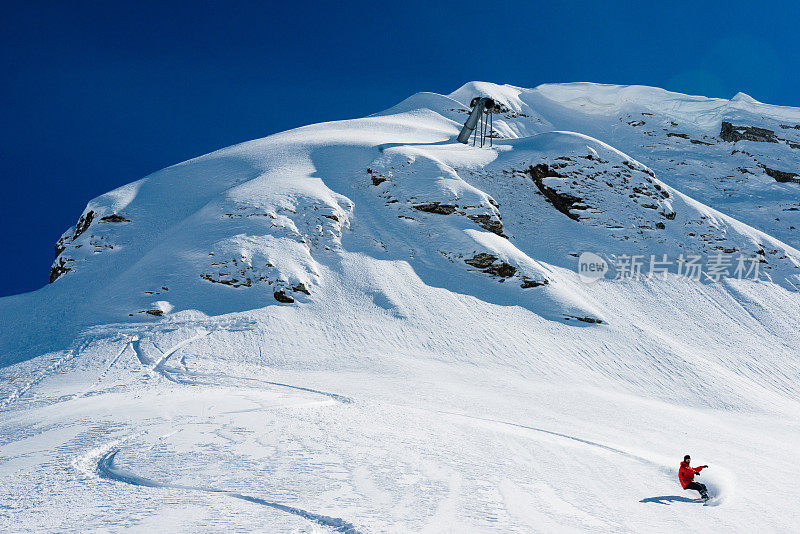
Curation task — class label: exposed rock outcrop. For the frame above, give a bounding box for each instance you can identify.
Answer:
[49,257,72,283]
[464,253,517,278]
[73,210,95,239]
[292,283,311,295]
[527,164,583,221]
[720,121,778,143]
[200,272,253,287]
[520,278,548,288]
[413,203,457,215]
[565,315,604,324]
[465,253,498,269]
[761,165,800,183]
[100,214,130,223]
[273,290,294,303]
[467,214,505,236]
[51,210,99,282]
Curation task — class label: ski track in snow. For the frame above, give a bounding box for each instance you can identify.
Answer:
[442,410,655,465]
[81,340,134,396]
[0,338,92,411]
[130,337,150,366]
[437,409,734,503]
[464,410,736,506]
[2,328,215,407]
[75,336,359,532]
[121,326,348,405]
[140,334,354,403]
[152,329,210,373]
[95,448,361,534]
[161,366,355,403]
[257,380,353,404]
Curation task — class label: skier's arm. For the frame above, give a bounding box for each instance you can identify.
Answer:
[694,465,707,473]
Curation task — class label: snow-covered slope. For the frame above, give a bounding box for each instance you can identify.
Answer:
[2,82,800,533]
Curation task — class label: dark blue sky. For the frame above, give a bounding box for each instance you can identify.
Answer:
[2,1,798,297]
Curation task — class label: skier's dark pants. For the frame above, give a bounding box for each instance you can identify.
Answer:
[685,482,708,497]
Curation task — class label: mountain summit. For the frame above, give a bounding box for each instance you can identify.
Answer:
[28,84,800,336]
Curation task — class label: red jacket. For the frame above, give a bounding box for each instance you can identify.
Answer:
[679,461,704,488]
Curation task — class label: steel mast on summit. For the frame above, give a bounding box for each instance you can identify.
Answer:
[457,97,495,147]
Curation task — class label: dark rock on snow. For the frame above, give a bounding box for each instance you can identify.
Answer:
[413,203,457,215]
[720,121,778,143]
[100,214,131,223]
[527,164,583,221]
[465,253,498,269]
[273,290,295,303]
[465,253,517,278]
[73,211,95,239]
[49,257,72,283]
[761,165,800,183]
[467,214,505,236]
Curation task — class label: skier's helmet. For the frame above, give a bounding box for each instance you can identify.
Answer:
[684,455,691,462]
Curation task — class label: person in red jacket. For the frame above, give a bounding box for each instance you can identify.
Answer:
[679,455,709,500]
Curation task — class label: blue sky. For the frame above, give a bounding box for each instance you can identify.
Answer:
[2,1,798,297]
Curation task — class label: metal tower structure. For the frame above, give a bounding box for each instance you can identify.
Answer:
[457,97,496,147]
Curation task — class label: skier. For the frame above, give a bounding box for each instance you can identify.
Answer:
[679,454,709,500]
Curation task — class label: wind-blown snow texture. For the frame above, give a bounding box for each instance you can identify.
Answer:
[2,82,800,533]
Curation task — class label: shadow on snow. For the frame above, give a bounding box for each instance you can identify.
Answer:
[640,495,704,505]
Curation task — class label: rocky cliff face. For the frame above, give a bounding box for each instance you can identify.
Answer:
[50,209,128,282]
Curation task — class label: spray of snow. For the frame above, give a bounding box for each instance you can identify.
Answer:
[702,465,736,506]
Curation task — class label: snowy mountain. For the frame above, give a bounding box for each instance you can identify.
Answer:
[2,82,800,533]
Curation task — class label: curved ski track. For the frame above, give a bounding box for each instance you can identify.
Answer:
[96,448,361,533]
